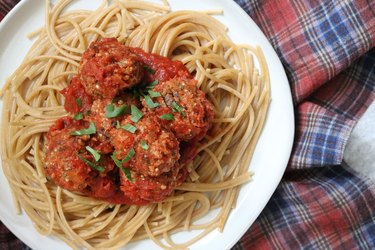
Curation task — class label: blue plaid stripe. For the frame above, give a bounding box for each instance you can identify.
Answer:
[235,0,375,103]
[291,102,356,168]
[232,0,375,249]
[310,49,375,116]
[305,0,373,76]
[290,49,375,169]
[232,165,375,250]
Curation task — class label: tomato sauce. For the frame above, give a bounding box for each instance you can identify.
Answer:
[130,47,192,83]
[61,77,93,114]
[47,38,213,205]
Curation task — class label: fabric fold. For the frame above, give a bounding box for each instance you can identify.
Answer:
[235,0,375,104]
[233,164,375,249]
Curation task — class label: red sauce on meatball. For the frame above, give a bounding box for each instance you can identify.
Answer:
[61,77,93,114]
[152,77,214,142]
[79,38,144,98]
[110,114,180,177]
[45,38,213,205]
[45,117,117,199]
[130,47,192,83]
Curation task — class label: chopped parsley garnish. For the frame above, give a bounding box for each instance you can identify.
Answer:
[73,112,83,120]
[143,65,155,74]
[123,148,136,162]
[146,80,159,89]
[144,95,160,109]
[121,167,133,182]
[85,146,101,162]
[111,149,135,181]
[148,90,161,97]
[75,98,82,107]
[105,103,128,118]
[111,149,135,166]
[172,101,186,117]
[76,153,104,172]
[71,122,96,136]
[130,105,143,123]
[111,152,122,168]
[119,123,137,133]
[160,113,174,120]
[140,140,149,150]
[131,80,159,100]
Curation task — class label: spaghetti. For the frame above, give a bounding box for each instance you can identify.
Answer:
[0,0,270,249]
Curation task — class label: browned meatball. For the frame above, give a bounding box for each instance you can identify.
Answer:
[44,117,117,198]
[109,114,180,177]
[119,164,188,205]
[150,77,214,142]
[88,94,140,136]
[78,38,144,98]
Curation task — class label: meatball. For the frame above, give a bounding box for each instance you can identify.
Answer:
[109,114,180,177]
[78,38,144,98]
[61,76,93,114]
[119,165,188,205]
[87,95,141,152]
[88,94,136,131]
[44,117,117,198]
[150,77,214,141]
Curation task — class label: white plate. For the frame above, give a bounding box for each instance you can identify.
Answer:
[0,0,294,249]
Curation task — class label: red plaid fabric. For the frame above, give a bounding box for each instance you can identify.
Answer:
[0,221,30,250]
[234,164,375,249]
[233,0,375,249]
[1,0,375,249]
[0,0,18,21]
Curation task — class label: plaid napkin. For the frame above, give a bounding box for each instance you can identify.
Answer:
[232,0,375,249]
[1,0,374,249]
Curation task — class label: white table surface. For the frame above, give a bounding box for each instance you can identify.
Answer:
[344,100,375,182]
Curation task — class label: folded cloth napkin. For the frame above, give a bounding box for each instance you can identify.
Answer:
[0,0,374,249]
[232,0,375,249]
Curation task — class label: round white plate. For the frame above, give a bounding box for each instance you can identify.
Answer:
[0,0,294,249]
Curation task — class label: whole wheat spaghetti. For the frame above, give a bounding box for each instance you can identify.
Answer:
[0,0,270,249]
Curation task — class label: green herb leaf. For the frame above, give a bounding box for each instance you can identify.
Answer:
[111,148,135,165]
[143,65,155,74]
[148,90,161,97]
[105,103,128,118]
[111,151,123,168]
[144,95,160,109]
[121,167,133,182]
[172,101,186,117]
[120,124,137,133]
[73,112,83,120]
[140,140,149,150]
[76,153,104,172]
[160,113,174,120]
[85,146,101,162]
[71,122,96,136]
[75,98,82,107]
[130,105,143,123]
[146,80,159,89]
[123,148,136,162]
[111,150,134,182]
